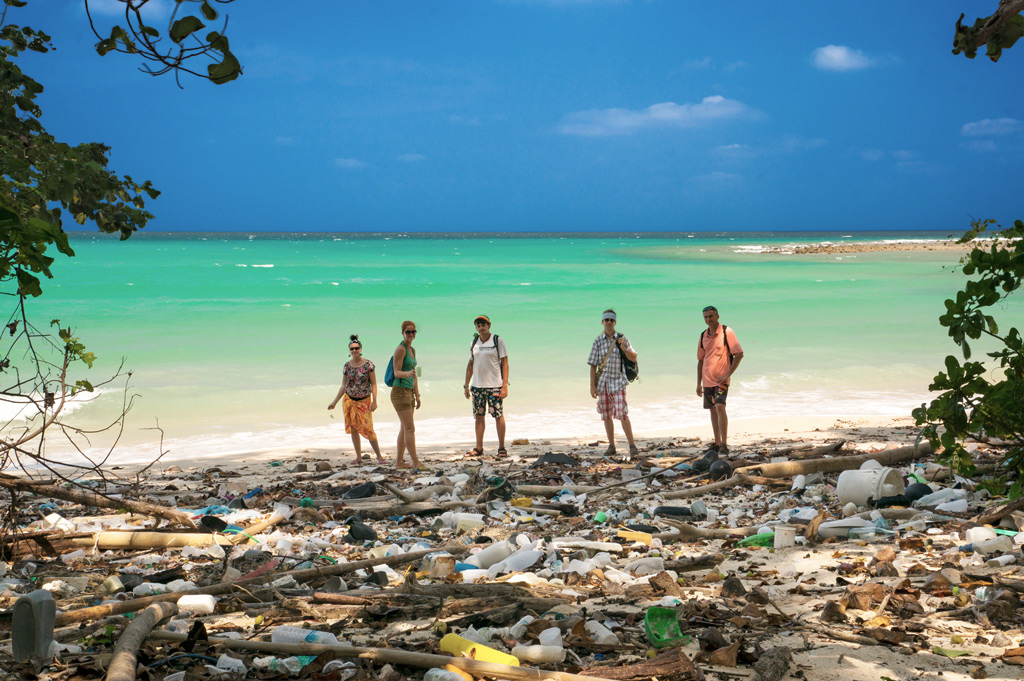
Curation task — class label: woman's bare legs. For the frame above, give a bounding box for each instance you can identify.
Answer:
[394,408,421,469]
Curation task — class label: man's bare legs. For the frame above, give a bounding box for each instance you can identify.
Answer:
[710,403,728,450]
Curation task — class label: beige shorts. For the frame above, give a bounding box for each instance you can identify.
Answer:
[390,386,416,411]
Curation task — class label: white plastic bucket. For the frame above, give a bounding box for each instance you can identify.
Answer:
[773,524,797,548]
[836,466,904,506]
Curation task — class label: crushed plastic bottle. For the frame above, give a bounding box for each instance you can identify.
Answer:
[271,625,340,646]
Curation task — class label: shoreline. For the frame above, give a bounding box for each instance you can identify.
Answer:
[756,238,986,255]
[84,412,921,479]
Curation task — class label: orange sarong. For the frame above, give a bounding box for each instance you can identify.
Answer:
[342,394,377,441]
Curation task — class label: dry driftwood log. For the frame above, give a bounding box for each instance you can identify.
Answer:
[148,630,618,681]
[69,531,233,550]
[657,442,932,499]
[975,497,1024,526]
[0,474,195,528]
[106,602,178,681]
[660,518,757,540]
[664,552,727,572]
[229,511,287,544]
[55,545,471,626]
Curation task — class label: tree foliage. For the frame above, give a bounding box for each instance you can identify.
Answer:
[0,22,159,297]
[913,220,1024,476]
[83,0,241,85]
[953,0,1024,62]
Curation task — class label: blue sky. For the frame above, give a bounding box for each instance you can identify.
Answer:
[8,1,1024,232]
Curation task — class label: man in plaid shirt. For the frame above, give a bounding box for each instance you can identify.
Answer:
[587,309,639,460]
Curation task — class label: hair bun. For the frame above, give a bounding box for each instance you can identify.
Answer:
[349,334,359,342]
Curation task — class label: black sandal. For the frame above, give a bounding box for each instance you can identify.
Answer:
[497,447,508,458]
[468,448,484,457]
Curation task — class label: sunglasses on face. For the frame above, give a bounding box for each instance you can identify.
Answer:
[405,330,417,335]
[475,321,489,327]
[349,346,360,351]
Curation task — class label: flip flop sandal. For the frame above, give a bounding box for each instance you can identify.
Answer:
[395,463,412,470]
[496,447,508,458]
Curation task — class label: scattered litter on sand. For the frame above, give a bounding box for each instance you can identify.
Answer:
[1,420,1022,681]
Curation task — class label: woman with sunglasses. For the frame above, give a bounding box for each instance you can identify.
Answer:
[328,335,386,466]
[391,321,423,471]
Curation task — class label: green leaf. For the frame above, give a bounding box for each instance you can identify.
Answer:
[208,52,241,84]
[932,647,972,658]
[169,16,205,44]
[16,268,42,297]
[200,1,218,21]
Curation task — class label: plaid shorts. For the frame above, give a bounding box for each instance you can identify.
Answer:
[596,389,628,420]
[471,387,504,418]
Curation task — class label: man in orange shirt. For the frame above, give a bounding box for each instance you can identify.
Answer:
[696,306,744,456]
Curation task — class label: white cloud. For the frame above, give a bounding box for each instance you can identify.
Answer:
[398,153,427,162]
[778,136,827,153]
[333,158,366,169]
[892,149,915,161]
[86,0,173,19]
[961,117,1023,137]
[683,57,712,70]
[449,115,481,126]
[964,139,998,153]
[859,149,885,161]
[812,45,875,71]
[557,96,758,136]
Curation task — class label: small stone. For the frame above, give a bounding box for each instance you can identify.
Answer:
[991,632,1011,648]
[872,561,900,577]
[290,463,308,473]
[315,462,332,472]
[820,601,847,623]
[720,575,747,599]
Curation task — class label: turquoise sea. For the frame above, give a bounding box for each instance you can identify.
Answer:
[11,230,1011,465]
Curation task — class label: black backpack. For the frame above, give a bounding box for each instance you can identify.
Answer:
[699,325,733,365]
[616,333,639,382]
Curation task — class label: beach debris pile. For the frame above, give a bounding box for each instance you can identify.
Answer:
[0,430,1022,680]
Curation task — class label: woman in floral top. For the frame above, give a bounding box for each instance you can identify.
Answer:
[328,335,386,465]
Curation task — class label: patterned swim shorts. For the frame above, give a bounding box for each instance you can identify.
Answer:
[703,385,729,409]
[471,387,504,418]
[596,389,628,420]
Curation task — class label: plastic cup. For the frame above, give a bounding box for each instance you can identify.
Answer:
[773,524,797,548]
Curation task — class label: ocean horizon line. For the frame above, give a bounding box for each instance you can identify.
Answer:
[63,228,962,240]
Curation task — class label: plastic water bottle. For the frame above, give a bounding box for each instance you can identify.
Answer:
[585,620,619,644]
[960,535,1013,555]
[914,487,967,507]
[464,537,519,568]
[271,626,339,645]
[509,615,535,639]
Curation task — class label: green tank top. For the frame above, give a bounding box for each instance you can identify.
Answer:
[395,343,416,389]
